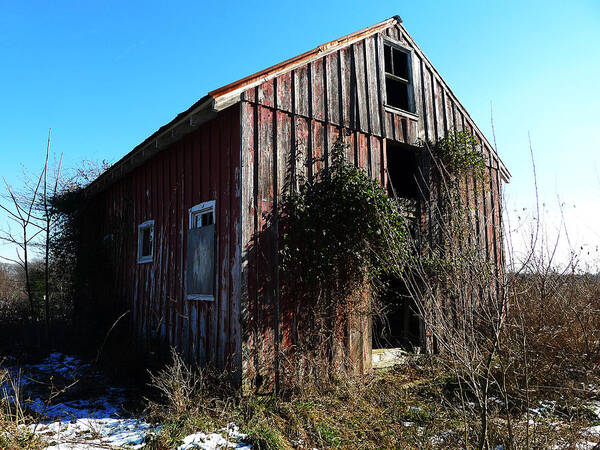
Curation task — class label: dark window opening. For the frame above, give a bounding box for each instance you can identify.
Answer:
[385,78,410,114]
[141,228,153,257]
[386,141,420,200]
[137,221,154,263]
[373,141,424,352]
[373,274,421,351]
[384,43,413,112]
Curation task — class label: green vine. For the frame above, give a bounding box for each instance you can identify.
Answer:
[430,130,486,180]
[276,138,407,348]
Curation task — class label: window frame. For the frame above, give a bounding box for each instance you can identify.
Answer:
[187,200,216,302]
[188,200,216,230]
[382,38,417,117]
[137,220,155,264]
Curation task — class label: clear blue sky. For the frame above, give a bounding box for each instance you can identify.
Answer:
[1,0,599,264]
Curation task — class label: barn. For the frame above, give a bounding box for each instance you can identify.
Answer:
[80,16,510,387]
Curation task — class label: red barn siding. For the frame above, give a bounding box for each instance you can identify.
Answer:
[239,23,505,383]
[84,105,241,371]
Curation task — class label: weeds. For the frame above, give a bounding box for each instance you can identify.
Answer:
[0,361,45,449]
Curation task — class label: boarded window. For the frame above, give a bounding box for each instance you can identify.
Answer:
[186,201,216,301]
[384,43,414,112]
[137,220,154,263]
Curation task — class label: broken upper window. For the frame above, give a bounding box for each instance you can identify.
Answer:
[190,202,215,229]
[137,220,154,263]
[384,43,414,113]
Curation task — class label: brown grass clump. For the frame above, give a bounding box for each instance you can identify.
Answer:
[0,362,45,449]
[143,349,599,449]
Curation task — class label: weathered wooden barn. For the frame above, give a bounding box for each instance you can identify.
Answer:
[81,16,510,386]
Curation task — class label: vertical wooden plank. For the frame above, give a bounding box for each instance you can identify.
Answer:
[153,151,162,344]
[240,101,255,381]
[242,87,256,103]
[395,24,405,44]
[311,58,325,122]
[142,165,149,342]
[375,34,388,139]
[258,104,275,383]
[387,24,399,40]
[198,302,207,366]
[312,120,325,175]
[218,112,231,369]
[358,133,368,172]
[327,123,338,166]
[422,65,434,142]
[432,75,444,141]
[345,129,356,164]
[167,144,176,347]
[488,164,500,269]
[258,78,275,109]
[183,138,193,360]
[138,168,146,339]
[295,116,309,180]
[276,72,292,113]
[277,111,291,196]
[326,52,340,126]
[395,116,405,143]
[159,151,168,344]
[352,42,368,133]
[474,136,488,258]
[176,142,185,352]
[190,301,198,364]
[412,54,425,141]
[371,136,381,183]
[440,88,449,135]
[364,36,381,136]
[209,121,220,366]
[229,105,242,379]
[483,145,494,264]
[385,112,395,141]
[340,47,352,129]
[294,66,309,117]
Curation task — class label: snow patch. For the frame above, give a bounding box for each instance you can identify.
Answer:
[29,418,158,449]
[3,352,160,449]
[178,423,250,450]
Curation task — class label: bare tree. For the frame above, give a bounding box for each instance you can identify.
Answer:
[0,159,46,321]
[0,129,61,341]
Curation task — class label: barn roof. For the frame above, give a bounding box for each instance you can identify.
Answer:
[86,16,509,195]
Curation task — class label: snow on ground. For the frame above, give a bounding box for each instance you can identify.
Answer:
[3,352,160,449]
[30,418,157,449]
[177,424,250,450]
[2,352,253,449]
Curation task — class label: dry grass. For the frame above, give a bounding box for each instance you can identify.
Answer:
[144,351,600,449]
[0,362,45,449]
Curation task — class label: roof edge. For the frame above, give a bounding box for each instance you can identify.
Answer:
[84,16,403,196]
[208,16,400,100]
[84,94,216,196]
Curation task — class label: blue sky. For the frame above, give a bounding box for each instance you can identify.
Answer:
[1,0,599,264]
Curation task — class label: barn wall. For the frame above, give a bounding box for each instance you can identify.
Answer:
[240,23,504,384]
[83,105,242,374]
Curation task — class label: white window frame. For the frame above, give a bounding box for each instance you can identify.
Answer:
[187,200,216,302]
[189,200,216,230]
[137,220,154,264]
[382,38,417,117]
